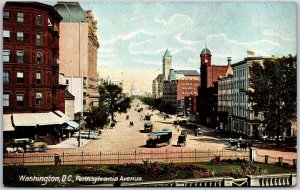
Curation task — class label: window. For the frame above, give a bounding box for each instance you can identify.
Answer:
[17,12,24,22]
[37,51,42,64]
[36,14,43,25]
[3,50,10,62]
[17,50,24,63]
[36,72,42,84]
[36,93,42,105]
[3,71,9,83]
[17,71,24,83]
[36,33,42,45]
[3,94,9,107]
[17,32,24,42]
[17,94,24,106]
[3,30,10,41]
[3,11,9,19]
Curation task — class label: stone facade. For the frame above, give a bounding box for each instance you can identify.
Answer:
[54,2,99,112]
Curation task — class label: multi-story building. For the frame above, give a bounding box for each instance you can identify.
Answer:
[231,57,265,137]
[163,70,200,116]
[152,49,172,98]
[3,2,77,141]
[217,57,233,131]
[197,47,228,127]
[54,2,100,113]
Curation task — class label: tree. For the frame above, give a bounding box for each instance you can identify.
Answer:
[248,55,296,142]
[85,104,110,138]
[98,83,131,121]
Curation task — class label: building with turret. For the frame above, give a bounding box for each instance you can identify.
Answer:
[197,47,228,127]
[152,49,171,98]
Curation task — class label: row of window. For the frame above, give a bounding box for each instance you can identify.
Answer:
[3,71,42,84]
[218,81,233,90]
[4,11,43,25]
[3,93,43,107]
[3,50,42,63]
[233,92,246,103]
[234,67,247,79]
[3,31,42,45]
[218,94,232,101]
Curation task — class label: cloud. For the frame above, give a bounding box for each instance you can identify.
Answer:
[206,33,280,47]
[174,33,194,45]
[133,59,160,65]
[263,29,293,42]
[154,13,193,32]
[102,29,155,45]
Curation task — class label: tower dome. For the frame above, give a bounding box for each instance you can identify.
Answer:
[200,48,211,56]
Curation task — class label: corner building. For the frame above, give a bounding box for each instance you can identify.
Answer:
[3,2,63,114]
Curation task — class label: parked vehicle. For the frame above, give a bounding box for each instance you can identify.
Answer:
[146,128,172,147]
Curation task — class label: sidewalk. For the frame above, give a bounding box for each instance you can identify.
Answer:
[47,137,92,149]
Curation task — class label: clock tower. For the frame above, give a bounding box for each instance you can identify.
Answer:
[200,47,212,88]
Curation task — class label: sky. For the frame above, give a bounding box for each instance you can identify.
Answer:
[74,1,296,93]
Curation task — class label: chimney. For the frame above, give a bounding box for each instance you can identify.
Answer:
[227,57,232,65]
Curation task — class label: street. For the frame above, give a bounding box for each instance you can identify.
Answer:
[44,99,296,162]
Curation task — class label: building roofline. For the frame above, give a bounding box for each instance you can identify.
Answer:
[5,1,63,21]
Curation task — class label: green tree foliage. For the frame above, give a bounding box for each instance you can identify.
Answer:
[98,83,131,121]
[248,55,296,141]
[140,97,177,114]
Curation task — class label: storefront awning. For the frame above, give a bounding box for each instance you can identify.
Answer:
[13,112,65,126]
[4,111,79,131]
[3,114,15,131]
[63,120,79,130]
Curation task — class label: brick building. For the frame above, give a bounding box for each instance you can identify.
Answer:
[163,70,200,116]
[3,2,78,142]
[197,47,228,127]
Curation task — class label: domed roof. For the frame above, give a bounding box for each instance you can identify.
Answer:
[54,2,86,22]
[201,48,211,55]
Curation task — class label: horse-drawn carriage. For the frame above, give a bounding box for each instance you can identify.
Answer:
[227,139,252,151]
[177,130,187,146]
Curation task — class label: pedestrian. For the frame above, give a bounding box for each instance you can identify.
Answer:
[239,136,243,143]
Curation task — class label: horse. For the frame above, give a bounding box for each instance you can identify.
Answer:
[129,121,134,127]
[239,142,252,151]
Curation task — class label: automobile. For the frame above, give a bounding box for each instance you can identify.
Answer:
[146,129,172,148]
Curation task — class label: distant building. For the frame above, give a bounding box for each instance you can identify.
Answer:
[152,49,172,98]
[54,2,100,112]
[110,80,124,88]
[197,47,228,127]
[163,70,200,116]
[163,79,200,115]
[217,57,233,132]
